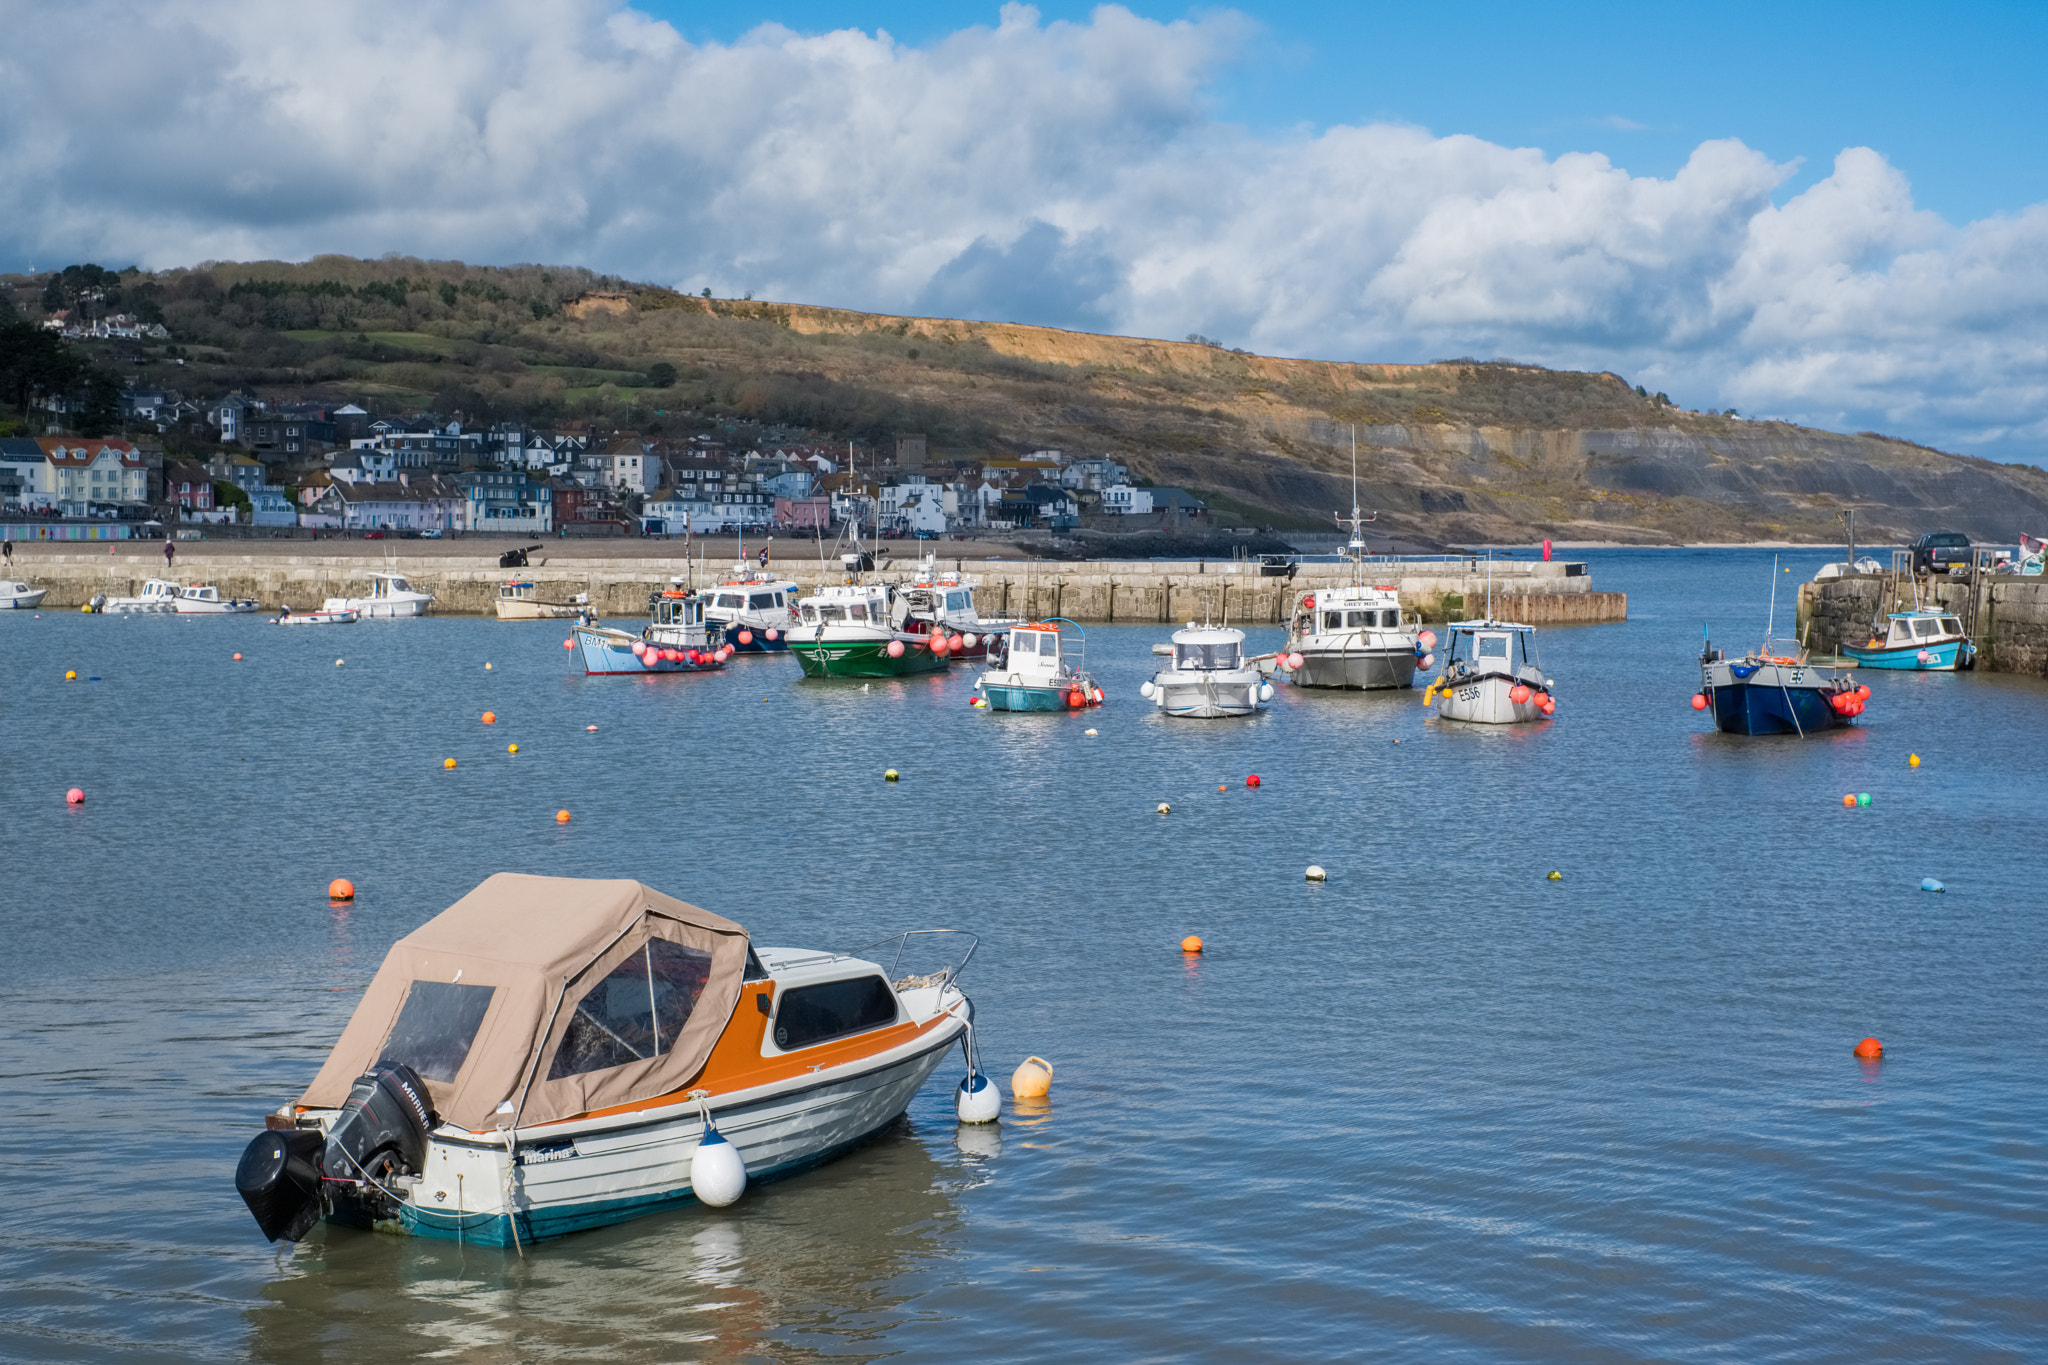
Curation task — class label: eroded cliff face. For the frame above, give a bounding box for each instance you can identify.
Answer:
[754,300,2048,545]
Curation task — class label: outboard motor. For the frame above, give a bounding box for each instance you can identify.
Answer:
[233,1064,435,1242]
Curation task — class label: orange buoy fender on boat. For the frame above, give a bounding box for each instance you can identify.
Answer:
[328,878,355,901]
[1011,1056,1054,1100]
[563,638,574,649]
[1691,693,1707,710]
[1181,935,1204,953]
[1853,1037,1883,1059]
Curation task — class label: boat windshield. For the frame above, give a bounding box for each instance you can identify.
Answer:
[814,604,845,623]
[378,980,496,1083]
[1176,642,1239,669]
[1911,617,1941,637]
[1013,631,1057,657]
[748,592,776,609]
[1940,616,1962,634]
[946,590,970,611]
[716,594,743,608]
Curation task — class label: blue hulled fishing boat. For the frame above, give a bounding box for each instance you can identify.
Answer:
[1694,556,1865,735]
[1840,608,1976,671]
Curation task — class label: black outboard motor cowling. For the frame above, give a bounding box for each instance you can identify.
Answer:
[235,1128,324,1242]
[324,1063,435,1189]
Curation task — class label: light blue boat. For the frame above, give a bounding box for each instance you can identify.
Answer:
[1840,609,1976,671]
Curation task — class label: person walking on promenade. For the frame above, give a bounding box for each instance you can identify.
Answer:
[2,540,12,567]
[165,539,176,571]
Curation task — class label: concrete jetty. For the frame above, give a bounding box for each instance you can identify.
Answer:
[9,549,1626,626]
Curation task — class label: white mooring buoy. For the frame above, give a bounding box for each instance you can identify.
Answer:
[956,1072,1002,1123]
[687,1089,747,1207]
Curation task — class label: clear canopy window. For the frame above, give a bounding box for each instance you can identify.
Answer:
[378,981,496,1083]
[1478,636,1509,658]
[748,593,776,609]
[946,591,968,610]
[548,940,715,1080]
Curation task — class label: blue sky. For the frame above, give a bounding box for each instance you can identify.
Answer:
[4,0,2046,460]
[643,0,2048,222]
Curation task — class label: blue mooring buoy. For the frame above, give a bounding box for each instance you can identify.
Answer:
[1920,877,1945,893]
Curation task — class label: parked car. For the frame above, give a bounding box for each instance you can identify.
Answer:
[363,530,386,540]
[1911,530,1971,575]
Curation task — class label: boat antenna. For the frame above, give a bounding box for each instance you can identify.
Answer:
[1485,550,1493,621]
[1765,553,1779,648]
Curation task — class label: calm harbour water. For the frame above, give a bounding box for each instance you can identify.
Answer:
[1,549,2044,1364]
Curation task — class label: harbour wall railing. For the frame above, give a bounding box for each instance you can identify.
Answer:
[11,553,1626,626]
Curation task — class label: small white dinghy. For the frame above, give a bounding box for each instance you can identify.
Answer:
[274,606,359,625]
[0,579,48,609]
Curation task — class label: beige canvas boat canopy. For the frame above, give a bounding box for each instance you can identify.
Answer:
[301,874,751,1131]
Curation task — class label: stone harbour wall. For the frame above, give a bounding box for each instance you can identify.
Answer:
[14,552,1626,626]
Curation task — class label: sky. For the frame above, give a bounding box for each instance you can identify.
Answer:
[2,0,2045,463]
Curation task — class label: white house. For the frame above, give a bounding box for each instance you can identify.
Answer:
[39,438,149,517]
[603,447,659,494]
[311,476,464,532]
[1100,483,1154,515]
[899,486,948,536]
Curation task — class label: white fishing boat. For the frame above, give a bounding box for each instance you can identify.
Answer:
[495,580,588,621]
[1278,433,1428,690]
[174,583,261,614]
[700,566,802,652]
[899,552,1016,661]
[1424,620,1555,724]
[324,572,435,619]
[1142,625,1272,717]
[234,874,977,1248]
[87,579,180,614]
[0,579,47,609]
[275,606,359,625]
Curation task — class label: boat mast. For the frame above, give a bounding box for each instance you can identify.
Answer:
[1765,553,1779,648]
[1335,426,1376,587]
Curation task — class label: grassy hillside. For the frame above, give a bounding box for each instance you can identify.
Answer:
[8,255,2047,545]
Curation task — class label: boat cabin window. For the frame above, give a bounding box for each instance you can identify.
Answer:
[1176,641,1239,669]
[379,981,496,1083]
[1323,612,1344,630]
[1477,636,1509,659]
[748,592,776,609]
[716,594,744,609]
[816,605,845,623]
[548,939,715,1079]
[1940,617,1962,634]
[946,590,969,611]
[848,602,868,622]
[772,975,898,1050]
[1890,621,1914,643]
[1911,618,1940,637]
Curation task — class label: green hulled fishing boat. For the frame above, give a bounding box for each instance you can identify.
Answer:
[786,576,949,678]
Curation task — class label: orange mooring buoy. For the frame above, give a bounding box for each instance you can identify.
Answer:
[328,878,355,901]
[1853,1036,1883,1059]
[1181,934,1203,953]
[556,809,572,824]
[481,711,496,724]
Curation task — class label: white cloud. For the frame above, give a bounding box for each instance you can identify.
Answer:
[3,0,2045,460]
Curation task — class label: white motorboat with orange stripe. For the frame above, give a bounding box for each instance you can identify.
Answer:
[234,875,976,1248]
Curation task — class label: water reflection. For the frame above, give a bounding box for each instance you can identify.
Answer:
[246,1118,961,1364]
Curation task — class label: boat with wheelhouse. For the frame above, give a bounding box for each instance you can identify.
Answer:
[1424,620,1555,724]
[174,582,260,614]
[496,580,588,621]
[1841,609,1976,671]
[1,579,48,609]
[1142,625,1271,717]
[1279,432,1426,689]
[87,578,180,613]
[786,552,948,678]
[573,581,726,674]
[324,572,435,619]
[899,553,1015,662]
[975,619,1103,711]
[701,567,802,652]
[233,874,977,1248]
